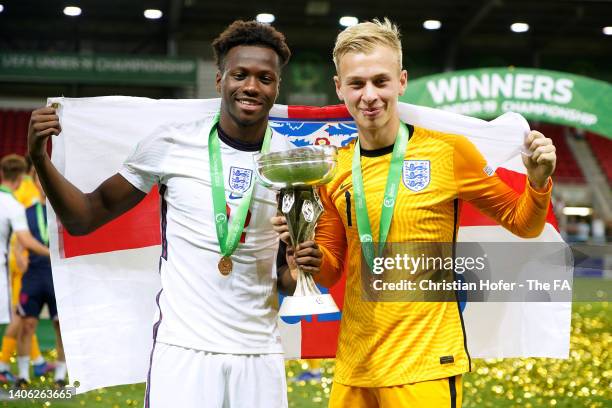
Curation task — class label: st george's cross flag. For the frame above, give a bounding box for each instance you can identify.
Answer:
[46,97,571,393]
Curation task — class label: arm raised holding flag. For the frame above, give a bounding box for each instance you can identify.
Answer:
[28,111,146,235]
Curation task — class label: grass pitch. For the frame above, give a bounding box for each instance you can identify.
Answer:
[2,277,609,407]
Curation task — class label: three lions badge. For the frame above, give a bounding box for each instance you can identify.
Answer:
[402,160,430,192]
[228,166,253,199]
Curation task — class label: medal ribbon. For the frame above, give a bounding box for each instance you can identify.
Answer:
[35,202,49,246]
[208,112,272,258]
[352,122,409,271]
[0,185,12,194]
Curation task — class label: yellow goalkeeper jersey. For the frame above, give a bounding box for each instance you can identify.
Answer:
[316,125,552,387]
[13,175,40,208]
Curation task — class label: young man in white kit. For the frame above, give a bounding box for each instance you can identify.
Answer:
[0,155,51,382]
[27,20,313,407]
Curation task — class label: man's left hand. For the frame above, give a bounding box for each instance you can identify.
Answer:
[522,130,556,190]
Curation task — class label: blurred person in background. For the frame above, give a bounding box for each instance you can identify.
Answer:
[0,154,51,383]
[1,156,54,383]
[15,168,67,388]
[576,218,591,242]
[591,212,606,243]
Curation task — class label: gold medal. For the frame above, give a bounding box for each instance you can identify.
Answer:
[218,256,233,276]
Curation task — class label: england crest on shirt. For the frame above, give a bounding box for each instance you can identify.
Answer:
[228,166,253,199]
[402,160,430,192]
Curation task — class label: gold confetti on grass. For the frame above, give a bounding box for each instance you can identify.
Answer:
[2,302,608,407]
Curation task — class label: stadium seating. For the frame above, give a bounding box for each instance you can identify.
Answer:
[533,123,585,184]
[586,132,612,185]
[0,109,30,158]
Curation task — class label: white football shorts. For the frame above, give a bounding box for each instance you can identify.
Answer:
[145,342,288,408]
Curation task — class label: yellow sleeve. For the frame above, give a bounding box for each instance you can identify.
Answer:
[314,185,347,288]
[13,176,40,207]
[454,135,552,238]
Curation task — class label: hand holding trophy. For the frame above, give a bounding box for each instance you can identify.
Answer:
[255,146,340,317]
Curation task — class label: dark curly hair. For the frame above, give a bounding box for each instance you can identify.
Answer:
[212,20,291,70]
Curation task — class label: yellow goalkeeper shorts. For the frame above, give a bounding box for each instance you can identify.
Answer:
[9,254,24,307]
[329,375,462,408]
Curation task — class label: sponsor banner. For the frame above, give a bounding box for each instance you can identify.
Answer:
[402,67,612,139]
[0,53,197,86]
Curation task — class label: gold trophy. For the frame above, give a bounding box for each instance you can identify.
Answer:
[254,146,340,317]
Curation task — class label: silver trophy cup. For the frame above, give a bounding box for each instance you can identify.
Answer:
[254,145,340,317]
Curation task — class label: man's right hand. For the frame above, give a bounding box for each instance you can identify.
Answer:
[28,106,61,159]
[290,241,322,276]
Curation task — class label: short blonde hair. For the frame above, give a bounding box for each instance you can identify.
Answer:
[333,18,402,72]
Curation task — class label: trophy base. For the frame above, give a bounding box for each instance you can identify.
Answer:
[278,294,340,317]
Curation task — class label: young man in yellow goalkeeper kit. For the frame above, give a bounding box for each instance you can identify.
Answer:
[274,18,556,408]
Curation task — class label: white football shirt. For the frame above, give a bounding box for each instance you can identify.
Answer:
[0,190,28,323]
[0,190,28,268]
[120,114,292,354]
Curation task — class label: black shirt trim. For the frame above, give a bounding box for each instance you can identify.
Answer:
[360,124,414,157]
[217,125,264,152]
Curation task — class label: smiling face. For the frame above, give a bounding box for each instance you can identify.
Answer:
[334,45,407,136]
[216,45,280,131]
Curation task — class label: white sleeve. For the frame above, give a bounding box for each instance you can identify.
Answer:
[8,199,28,232]
[119,125,173,193]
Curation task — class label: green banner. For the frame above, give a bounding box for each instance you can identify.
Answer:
[402,67,612,139]
[0,53,197,86]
